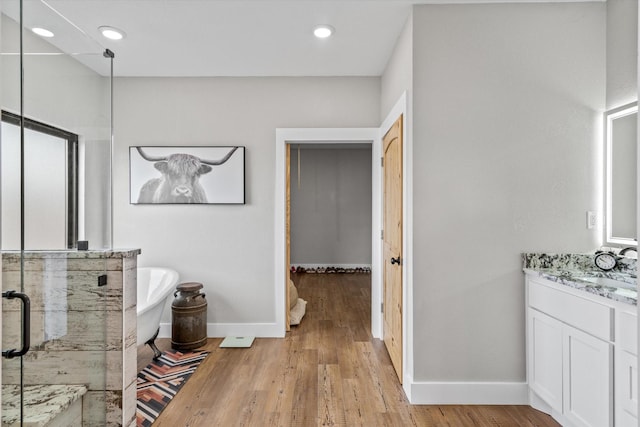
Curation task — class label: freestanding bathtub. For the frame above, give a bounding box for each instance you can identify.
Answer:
[137,267,180,359]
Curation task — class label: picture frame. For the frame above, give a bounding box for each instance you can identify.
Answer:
[129,145,245,204]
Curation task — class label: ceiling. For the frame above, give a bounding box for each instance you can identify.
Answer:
[6,0,601,77]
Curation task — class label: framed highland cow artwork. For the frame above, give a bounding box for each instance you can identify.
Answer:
[130,146,245,204]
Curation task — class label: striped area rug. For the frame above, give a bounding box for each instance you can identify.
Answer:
[136,349,210,426]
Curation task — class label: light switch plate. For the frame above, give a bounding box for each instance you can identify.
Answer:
[587,211,597,229]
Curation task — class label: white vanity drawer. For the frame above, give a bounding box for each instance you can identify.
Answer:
[528,280,613,342]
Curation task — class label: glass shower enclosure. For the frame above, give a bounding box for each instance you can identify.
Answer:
[1,0,113,424]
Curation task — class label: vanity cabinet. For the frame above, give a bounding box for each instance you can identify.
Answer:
[526,277,614,427]
[528,309,563,412]
[615,310,638,427]
[562,323,613,427]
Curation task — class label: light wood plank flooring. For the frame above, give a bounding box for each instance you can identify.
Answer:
[139,273,559,426]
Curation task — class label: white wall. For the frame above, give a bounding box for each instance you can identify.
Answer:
[290,147,372,265]
[411,2,605,383]
[113,77,380,328]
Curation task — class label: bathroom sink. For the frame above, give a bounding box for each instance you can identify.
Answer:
[613,287,638,298]
[581,276,637,290]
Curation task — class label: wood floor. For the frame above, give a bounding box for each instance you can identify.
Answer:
[139,273,559,426]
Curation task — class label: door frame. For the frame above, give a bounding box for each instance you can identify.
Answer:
[274,127,381,337]
[382,114,404,383]
[379,92,411,391]
[274,93,411,391]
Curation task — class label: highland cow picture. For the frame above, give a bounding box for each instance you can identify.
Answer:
[130,146,245,204]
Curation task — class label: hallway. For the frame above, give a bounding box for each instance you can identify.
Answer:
[141,273,559,426]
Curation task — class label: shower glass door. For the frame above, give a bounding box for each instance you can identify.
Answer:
[1,0,113,424]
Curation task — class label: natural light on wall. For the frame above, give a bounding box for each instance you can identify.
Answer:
[605,102,638,246]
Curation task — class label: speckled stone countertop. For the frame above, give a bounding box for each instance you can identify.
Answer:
[523,253,637,306]
[1,248,141,259]
[2,384,87,426]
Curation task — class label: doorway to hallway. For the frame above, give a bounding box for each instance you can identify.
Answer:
[288,143,373,335]
[289,144,372,275]
[274,100,409,395]
[274,128,380,337]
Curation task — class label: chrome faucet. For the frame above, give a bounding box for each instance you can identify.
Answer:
[619,247,638,256]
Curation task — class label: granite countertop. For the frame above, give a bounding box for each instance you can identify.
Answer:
[523,253,637,306]
[1,248,141,259]
[2,384,87,426]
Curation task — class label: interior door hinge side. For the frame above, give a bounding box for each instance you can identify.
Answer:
[381,302,384,313]
[381,157,384,167]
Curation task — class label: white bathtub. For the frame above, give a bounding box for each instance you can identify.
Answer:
[137,267,179,352]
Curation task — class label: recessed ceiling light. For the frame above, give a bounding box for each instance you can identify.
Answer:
[32,27,54,38]
[99,26,126,41]
[313,25,334,39]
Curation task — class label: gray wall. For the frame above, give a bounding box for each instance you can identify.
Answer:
[607,0,638,242]
[611,112,637,238]
[379,9,414,377]
[1,14,112,249]
[113,77,380,324]
[380,12,413,120]
[82,140,112,248]
[1,15,109,142]
[410,3,605,382]
[4,0,629,391]
[607,0,638,110]
[290,147,372,265]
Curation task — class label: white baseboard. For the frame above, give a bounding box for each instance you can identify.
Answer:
[406,380,529,405]
[158,322,285,339]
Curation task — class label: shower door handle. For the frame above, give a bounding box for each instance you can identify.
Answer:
[2,290,31,359]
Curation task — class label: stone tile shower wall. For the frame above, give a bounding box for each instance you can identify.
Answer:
[1,249,139,427]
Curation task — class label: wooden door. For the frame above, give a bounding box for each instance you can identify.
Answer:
[382,116,403,382]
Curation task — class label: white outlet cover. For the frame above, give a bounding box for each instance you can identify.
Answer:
[587,211,597,229]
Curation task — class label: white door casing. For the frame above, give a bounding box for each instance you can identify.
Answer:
[275,128,380,338]
[274,92,411,392]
